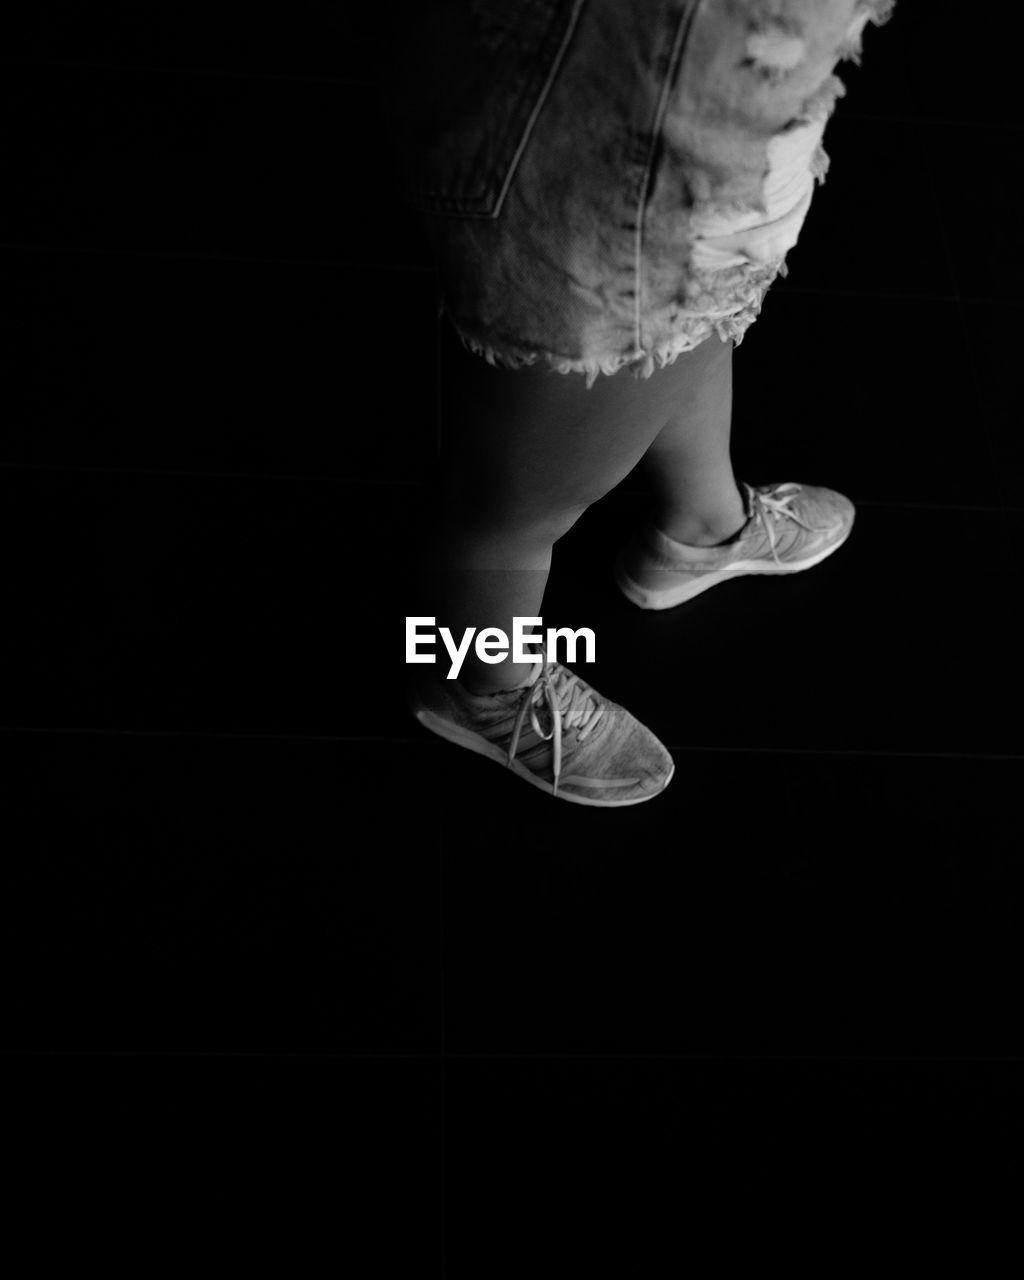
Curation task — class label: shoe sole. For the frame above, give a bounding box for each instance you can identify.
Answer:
[614,529,851,612]
[409,697,674,808]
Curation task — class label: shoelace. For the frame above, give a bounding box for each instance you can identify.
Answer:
[747,482,828,566]
[505,664,605,796]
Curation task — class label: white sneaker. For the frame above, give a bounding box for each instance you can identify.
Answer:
[614,480,856,610]
[410,660,674,807]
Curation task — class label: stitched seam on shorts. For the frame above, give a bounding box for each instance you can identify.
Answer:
[634,0,702,358]
[489,0,589,219]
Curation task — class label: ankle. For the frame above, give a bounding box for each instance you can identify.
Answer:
[459,660,538,697]
[655,487,747,547]
[658,512,746,547]
[663,521,744,547]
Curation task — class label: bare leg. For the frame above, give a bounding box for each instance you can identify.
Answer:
[638,334,747,547]
[421,326,745,692]
[423,329,707,691]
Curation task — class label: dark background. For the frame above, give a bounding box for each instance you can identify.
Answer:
[1,1,1022,1266]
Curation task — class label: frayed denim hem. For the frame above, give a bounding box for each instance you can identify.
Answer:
[446,293,772,392]
[442,252,785,390]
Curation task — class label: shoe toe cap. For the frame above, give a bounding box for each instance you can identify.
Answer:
[602,717,675,796]
[834,489,856,525]
[806,484,855,537]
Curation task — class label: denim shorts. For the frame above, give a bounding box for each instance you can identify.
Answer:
[378,0,896,387]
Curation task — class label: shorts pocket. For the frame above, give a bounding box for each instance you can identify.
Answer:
[380,0,584,220]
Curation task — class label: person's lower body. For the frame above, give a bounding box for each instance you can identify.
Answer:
[411,325,740,806]
[410,318,853,806]
[391,0,893,802]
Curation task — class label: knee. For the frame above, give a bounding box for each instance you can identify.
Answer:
[538,501,589,545]
[454,498,589,551]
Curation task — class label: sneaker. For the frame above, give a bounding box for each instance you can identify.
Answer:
[409,660,674,807]
[614,480,855,611]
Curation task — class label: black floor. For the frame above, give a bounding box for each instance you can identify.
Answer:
[2,2,1023,1265]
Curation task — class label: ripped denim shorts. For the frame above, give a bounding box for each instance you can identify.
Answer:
[378,0,896,388]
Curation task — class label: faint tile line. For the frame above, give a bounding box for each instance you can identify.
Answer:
[1,724,1022,762]
[0,239,436,273]
[0,53,375,87]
